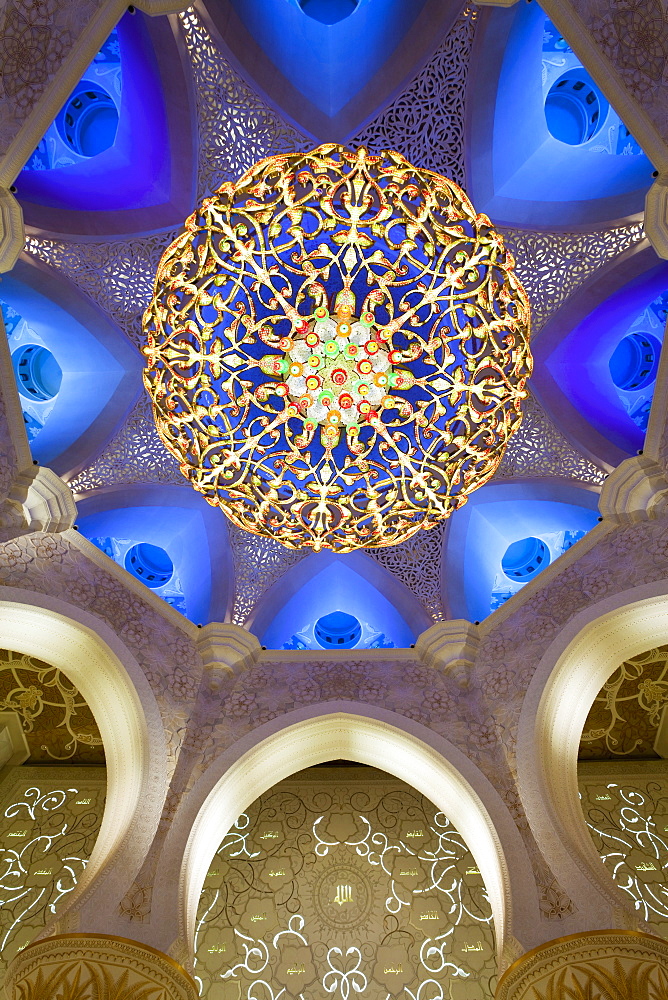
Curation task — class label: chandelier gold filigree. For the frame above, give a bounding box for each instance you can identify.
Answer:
[143,145,532,552]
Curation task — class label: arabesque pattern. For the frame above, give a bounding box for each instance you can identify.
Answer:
[194,769,496,1000]
[580,766,668,936]
[0,769,105,972]
[580,645,668,759]
[143,145,532,552]
[0,649,103,763]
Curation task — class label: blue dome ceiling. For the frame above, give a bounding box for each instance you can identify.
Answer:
[1,256,139,478]
[4,0,666,638]
[468,3,654,228]
[533,249,668,467]
[15,10,196,237]
[200,0,463,140]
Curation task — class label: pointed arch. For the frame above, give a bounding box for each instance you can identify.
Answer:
[517,580,668,929]
[150,706,540,963]
[0,588,167,930]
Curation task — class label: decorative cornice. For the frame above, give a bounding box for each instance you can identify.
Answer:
[5,933,198,1000]
[645,176,668,261]
[196,623,262,684]
[496,929,668,1000]
[0,189,23,274]
[416,620,480,687]
[9,466,77,535]
[598,455,668,522]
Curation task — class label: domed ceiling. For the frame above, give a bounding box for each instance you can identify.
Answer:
[4,0,663,639]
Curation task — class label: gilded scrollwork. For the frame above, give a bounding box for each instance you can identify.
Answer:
[580,645,668,759]
[4,932,198,1000]
[194,769,496,1000]
[0,649,103,764]
[143,145,532,552]
[496,930,668,1000]
[0,768,105,973]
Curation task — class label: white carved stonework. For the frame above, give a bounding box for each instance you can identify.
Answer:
[416,620,480,686]
[68,395,184,495]
[502,224,645,336]
[0,188,23,274]
[9,466,76,534]
[599,454,668,521]
[366,525,447,622]
[228,523,307,627]
[351,7,476,188]
[645,176,668,260]
[178,8,311,201]
[497,394,607,485]
[25,233,179,352]
[196,623,262,681]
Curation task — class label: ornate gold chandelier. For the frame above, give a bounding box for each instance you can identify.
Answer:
[143,145,532,552]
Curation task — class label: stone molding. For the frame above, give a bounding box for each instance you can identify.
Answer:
[196,622,262,682]
[0,189,24,274]
[8,466,77,535]
[646,177,668,261]
[495,929,668,999]
[0,1,192,190]
[598,455,668,522]
[0,466,77,543]
[4,933,198,1000]
[416,619,480,686]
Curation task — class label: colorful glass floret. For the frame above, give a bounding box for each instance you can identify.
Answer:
[143,145,532,552]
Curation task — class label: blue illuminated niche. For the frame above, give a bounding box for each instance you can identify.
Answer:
[76,490,233,624]
[443,482,599,623]
[545,266,668,454]
[253,553,426,650]
[1,266,135,470]
[469,3,653,226]
[25,30,121,171]
[91,535,187,615]
[282,608,395,651]
[491,528,585,612]
[300,0,358,24]
[501,536,550,582]
[16,11,170,215]
[225,0,428,120]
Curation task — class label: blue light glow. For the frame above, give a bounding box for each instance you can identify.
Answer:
[255,555,421,649]
[546,270,668,451]
[24,29,121,172]
[77,496,231,625]
[227,0,428,118]
[470,4,653,226]
[92,535,186,614]
[443,482,599,622]
[282,607,395,650]
[17,12,170,214]
[1,279,129,464]
[300,0,358,24]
